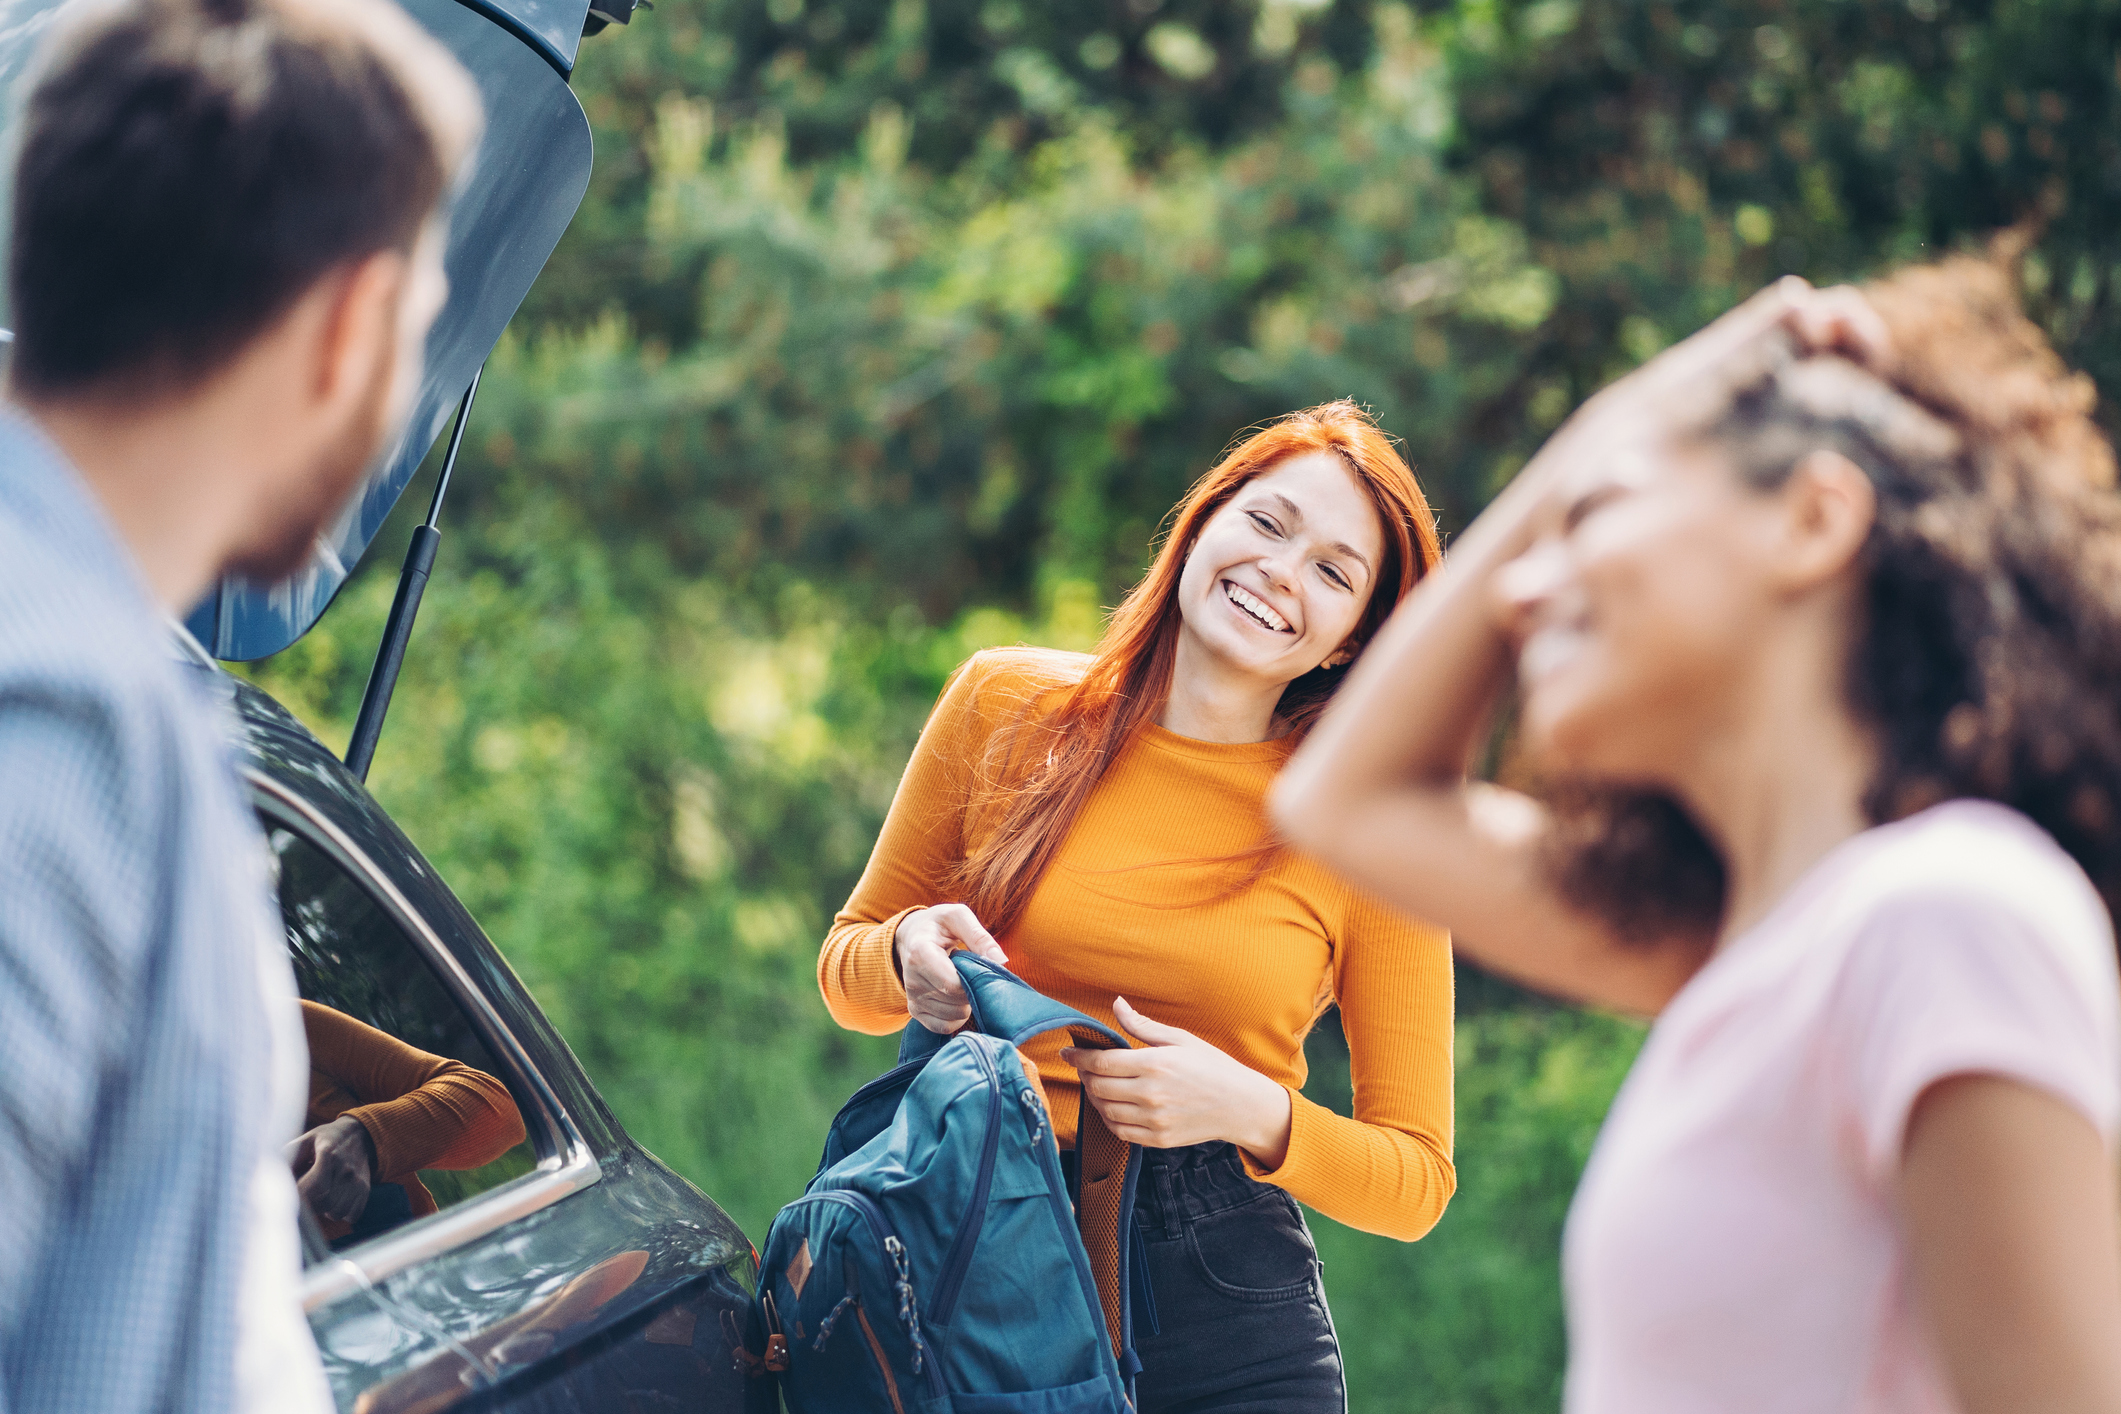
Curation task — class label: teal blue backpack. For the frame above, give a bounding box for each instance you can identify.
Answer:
[747,954,1144,1412]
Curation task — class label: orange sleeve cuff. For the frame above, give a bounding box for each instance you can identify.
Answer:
[1241,1085,1457,1242]
[817,906,921,1035]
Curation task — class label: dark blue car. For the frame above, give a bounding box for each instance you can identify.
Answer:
[0,0,774,1405]
[194,645,769,1414]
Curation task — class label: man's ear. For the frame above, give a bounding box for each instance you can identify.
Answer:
[1774,448,1876,593]
[309,250,408,407]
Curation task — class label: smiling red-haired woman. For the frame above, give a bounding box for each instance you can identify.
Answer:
[818,400,1451,1413]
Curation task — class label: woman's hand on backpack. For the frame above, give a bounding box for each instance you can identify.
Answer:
[896,903,1009,1033]
[1062,997,1295,1170]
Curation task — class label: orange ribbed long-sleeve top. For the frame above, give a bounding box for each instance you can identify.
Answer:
[819,648,1456,1242]
[301,1000,526,1238]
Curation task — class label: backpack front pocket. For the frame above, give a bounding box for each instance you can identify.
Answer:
[767,1190,947,1412]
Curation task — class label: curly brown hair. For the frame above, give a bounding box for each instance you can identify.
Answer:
[1546,253,2121,942]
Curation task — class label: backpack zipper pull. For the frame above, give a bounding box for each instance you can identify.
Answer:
[884,1235,929,1376]
[813,1292,858,1351]
[1020,1088,1046,1146]
[759,1289,791,1372]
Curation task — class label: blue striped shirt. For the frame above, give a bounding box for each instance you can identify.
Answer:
[0,411,326,1412]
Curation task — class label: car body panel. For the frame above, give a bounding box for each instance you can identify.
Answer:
[252,770,606,1313]
[451,0,590,77]
[183,0,593,662]
[222,676,625,1156]
[199,666,766,1413]
[335,1158,765,1414]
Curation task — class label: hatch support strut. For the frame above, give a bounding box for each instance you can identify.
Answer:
[345,366,482,782]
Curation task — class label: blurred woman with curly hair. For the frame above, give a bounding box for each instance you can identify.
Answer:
[1275,258,2121,1414]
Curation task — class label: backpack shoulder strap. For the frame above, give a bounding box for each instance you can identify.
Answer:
[895,952,1130,1063]
[959,953,1130,1052]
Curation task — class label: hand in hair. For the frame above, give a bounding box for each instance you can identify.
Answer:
[894,903,1008,1033]
[1537,277,1890,498]
[1060,998,1294,1168]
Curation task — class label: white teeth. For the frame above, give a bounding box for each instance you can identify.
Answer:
[1518,625,1587,685]
[1225,582,1292,633]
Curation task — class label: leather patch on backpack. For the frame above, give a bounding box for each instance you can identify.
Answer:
[786,1238,814,1299]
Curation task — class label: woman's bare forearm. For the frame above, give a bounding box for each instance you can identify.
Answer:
[1272,433,1557,879]
[1272,433,1696,1015]
[1273,484,1550,925]
[1281,500,1526,811]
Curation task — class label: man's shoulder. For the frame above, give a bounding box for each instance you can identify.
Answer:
[0,513,261,994]
[0,490,184,705]
[0,409,177,689]
[0,524,222,835]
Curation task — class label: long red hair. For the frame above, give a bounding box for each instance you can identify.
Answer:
[948,399,1443,935]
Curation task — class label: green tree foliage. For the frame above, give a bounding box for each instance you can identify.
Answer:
[1446,0,2121,422]
[249,0,2117,1406]
[1303,1006,1641,1410]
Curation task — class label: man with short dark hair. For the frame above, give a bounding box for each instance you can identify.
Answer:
[0,0,479,1407]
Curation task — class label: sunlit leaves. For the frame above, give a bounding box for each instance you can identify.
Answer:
[249,3,2121,1410]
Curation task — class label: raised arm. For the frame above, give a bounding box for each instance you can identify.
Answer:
[1273,278,1888,1016]
[1270,445,1694,1014]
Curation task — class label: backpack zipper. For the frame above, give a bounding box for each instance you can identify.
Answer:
[853,1305,907,1414]
[1031,1120,1134,1406]
[840,1057,926,1108]
[782,1189,946,1400]
[812,1058,929,1181]
[926,1037,1004,1327]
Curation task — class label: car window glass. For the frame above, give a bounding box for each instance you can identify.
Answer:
[263,820,537,1259]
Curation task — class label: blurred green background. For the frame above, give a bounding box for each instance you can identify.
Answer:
[249,0,2119,1406]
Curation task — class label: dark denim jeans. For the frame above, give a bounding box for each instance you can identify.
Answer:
[1129,1142,1345,1414]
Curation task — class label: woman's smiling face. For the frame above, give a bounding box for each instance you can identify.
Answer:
[1175,451,1386,692]
[1495,433,1797,782]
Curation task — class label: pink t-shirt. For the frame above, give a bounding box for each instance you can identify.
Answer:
[1564,800,2121,1414]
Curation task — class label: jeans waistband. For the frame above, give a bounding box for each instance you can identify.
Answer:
[1133,1142,1277,1237]
[1060,1141,1280,1235]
